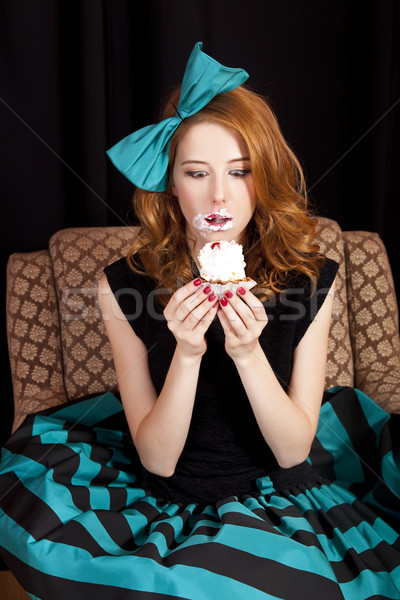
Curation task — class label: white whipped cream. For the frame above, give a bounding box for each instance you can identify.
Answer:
[192,208,233,233]
[198,240,246,282]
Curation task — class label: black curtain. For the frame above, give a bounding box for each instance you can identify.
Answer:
[1,0,399,449]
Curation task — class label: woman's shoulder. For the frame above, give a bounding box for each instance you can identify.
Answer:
[103,256,131,282]
[103,255,154,293]
[316,256,339,287]
[101,255,161,338]
[286,256,338,348]
[285,256,339,292]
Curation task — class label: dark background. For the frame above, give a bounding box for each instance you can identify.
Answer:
[1,0,399,450]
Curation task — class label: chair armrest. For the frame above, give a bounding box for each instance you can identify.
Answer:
[6,251,68,431]
[343,231,400,413]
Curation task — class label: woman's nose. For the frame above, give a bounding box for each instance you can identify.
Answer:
[212,175,226,203]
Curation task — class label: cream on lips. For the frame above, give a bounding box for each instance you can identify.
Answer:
[192,208,233,233]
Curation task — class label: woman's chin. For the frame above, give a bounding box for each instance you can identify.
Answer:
[198,229,237,242]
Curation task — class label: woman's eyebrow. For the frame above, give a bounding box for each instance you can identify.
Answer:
[228,157,250,163]
[180,160,208,165]
[180,157,250,166]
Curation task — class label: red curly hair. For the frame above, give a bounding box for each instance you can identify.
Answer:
[127,85,323,304]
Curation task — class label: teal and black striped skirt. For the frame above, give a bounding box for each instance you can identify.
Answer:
[0,386,399,599]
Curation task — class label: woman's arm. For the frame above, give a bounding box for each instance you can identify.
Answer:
[98,274,218,477]
[217,279,336,468]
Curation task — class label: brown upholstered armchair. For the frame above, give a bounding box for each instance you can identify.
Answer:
[6,217,400,434]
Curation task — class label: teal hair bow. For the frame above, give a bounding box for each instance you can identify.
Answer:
[106,42,249,192]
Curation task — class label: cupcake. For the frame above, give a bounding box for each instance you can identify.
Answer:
[197,240,257,296]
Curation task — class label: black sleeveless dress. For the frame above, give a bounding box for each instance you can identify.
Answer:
[0,256,399,600]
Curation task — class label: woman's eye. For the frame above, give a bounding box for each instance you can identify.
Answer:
[229,169,251,178]
[186,170,208,178]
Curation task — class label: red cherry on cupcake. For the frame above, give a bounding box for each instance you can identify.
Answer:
[211,242,220,249]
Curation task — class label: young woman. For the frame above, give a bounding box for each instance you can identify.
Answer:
[0,42,399,599]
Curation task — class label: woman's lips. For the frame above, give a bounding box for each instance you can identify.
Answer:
[205,213,232,225]
[193,209,233,232]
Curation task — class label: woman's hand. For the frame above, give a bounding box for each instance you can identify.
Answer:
[217,287,268,361]
[163,279,219,358]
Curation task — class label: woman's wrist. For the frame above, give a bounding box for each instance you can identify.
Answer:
[174,344,204,367]
[231,342,265,369]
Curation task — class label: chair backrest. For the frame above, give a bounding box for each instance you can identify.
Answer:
[314,217,353,387]
[49,226,137,400]
[49,218,354,399]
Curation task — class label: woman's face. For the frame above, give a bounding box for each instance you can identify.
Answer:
[171,122,256,254]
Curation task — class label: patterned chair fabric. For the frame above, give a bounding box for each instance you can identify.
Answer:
[6,218,400,431]
[343,231,400,414]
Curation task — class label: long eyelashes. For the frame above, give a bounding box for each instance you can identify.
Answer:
[185,169,251,179]
[186,171,208,178]
[229,169,251,178]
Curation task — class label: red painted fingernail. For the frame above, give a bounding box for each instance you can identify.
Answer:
[208,293,216,302]
[193,278,202,286]
[238,287,246,295]
[220,297,228,306]
[203,286,211,294]
[213,300,219,308]
[225,290,233,298]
